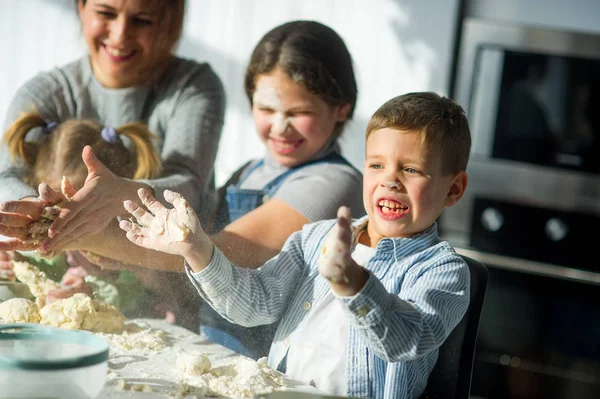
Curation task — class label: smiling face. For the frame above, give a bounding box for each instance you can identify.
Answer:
[78,0,169,88]
[252,67,350,168]
[361,128,467,247]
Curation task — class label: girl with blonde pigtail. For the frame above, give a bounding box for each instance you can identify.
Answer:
[4,112,161,190]
[1,112,168,317]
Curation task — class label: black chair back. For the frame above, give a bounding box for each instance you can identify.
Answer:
[420,255,489,399]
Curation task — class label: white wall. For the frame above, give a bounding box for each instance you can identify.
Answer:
[0,0,460,186]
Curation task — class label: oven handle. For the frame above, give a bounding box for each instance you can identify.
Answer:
[455,247,600,286]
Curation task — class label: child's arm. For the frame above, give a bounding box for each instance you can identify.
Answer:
[120,188,307,327]
[320,207,470,363]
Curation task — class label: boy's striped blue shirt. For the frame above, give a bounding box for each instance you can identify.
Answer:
[187,216,470,399]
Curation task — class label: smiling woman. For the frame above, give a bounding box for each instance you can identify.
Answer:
[0,0,224,241]
[0,0,224,328]
[78,0,185,88]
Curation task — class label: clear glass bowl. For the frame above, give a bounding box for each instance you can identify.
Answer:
[0,323,109,398]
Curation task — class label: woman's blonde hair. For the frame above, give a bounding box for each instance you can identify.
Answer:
[3,112,162,190]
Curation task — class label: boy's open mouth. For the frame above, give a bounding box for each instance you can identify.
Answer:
[377,199,409,217]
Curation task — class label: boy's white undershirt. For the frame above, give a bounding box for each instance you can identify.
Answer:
[286,243,377,395]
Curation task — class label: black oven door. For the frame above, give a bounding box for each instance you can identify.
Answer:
[471,265,600,399]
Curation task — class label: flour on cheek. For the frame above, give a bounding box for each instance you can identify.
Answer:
[253,87,292,133]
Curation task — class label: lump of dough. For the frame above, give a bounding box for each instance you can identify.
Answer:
[0,298,41,323]
[20,176,73,250]
[40,293,125,333]
[177,351,212,376]
[12,259,60,307]
[93,299,127,333]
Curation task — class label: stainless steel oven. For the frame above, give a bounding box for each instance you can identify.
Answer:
[439,18,600,398]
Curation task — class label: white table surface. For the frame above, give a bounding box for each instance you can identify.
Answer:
[97,318,318,399]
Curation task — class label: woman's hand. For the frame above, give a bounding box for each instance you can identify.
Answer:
[40,146,149,254]
[0,183,68,252]
[44,250,115,304]
[119,188,213,268]
[46,270,94,304]
[318,206,368,296]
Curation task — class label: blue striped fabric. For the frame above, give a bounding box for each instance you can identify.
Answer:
[186,217,470,399]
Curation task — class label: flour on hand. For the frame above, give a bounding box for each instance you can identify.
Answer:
[144,193,195,244]
[318,206,355,284]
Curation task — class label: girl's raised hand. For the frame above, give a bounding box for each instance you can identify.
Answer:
[119,188,209,259]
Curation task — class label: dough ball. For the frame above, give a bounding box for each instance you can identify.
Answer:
[93,298,127,333]
[12,259,60,303]
[0,298,41,323]
[40,293,125,333]
[177,351,212,376]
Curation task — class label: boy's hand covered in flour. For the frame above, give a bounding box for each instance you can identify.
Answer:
[119,188,211,260]
[319,206,368,296]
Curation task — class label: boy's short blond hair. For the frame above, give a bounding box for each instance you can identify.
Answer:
[366,92,471,174]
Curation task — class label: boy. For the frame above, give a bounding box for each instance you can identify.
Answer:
[119,92,472,399]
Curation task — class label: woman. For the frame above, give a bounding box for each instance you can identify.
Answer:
[0,0,224,253]
[0,0,224,329]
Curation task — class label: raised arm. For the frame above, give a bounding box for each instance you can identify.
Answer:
[346,256,469,362]
[319,208,470,363]
[119,188,307,327]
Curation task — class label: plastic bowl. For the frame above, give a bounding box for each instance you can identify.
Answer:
[0,323,109,399]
